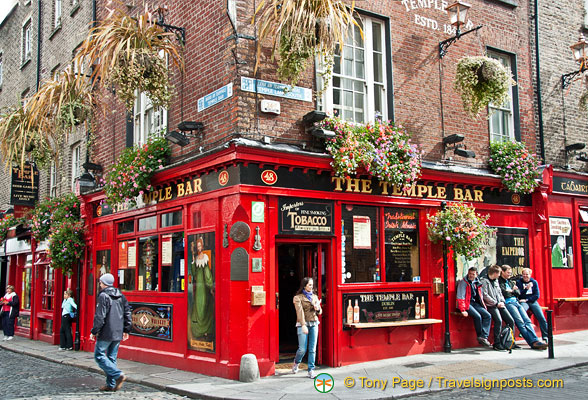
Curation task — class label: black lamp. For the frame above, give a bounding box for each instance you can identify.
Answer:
[565,142,586,168]
[562,35,588,88]
[439,1,483,58]
[76,171,96,194]
[442,134,476,158]
[165,121,204,147]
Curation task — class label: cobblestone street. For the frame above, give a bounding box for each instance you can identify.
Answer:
[0,348,193,400]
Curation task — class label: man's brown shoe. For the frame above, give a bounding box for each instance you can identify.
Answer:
[99,385,114,391]
[114,374,127,391]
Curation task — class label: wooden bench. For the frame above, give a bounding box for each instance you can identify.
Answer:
[344,319,442,347]
[554,297,588,313]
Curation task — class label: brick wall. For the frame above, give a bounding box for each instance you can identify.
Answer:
[0,0,92,209]
[535,0,588,172]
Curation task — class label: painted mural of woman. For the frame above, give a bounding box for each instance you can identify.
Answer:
[190,237,214,339]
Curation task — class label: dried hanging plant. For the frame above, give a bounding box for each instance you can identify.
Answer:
[253,0,361,91]
[75,1,184,110]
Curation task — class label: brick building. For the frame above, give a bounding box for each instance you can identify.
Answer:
[4,0,587,380]
[0,0,92,340]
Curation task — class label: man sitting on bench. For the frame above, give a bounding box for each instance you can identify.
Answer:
[457,267,491,347]
[516,268,548,342]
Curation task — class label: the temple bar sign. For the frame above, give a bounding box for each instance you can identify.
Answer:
[10,162,39,206]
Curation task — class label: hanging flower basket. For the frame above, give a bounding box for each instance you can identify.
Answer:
[489,141,541,194]
[427,202,495,259]
[103,136,171,207]
[454,56,516,117]
[253,0,360,92]
[31,193,82,243]
[318,116,422,191]
[0,215,26,244]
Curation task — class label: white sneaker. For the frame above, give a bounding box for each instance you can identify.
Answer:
[308,370,317,379]
[2,337,7,341]
[6,336,13,341]
[291,362,300,374]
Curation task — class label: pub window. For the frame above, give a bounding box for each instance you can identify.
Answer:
[117,220,134,235]
[138,236,159,290]
[138,215,157,231]
[161,232,184,292]
[341,204,379,283]
[161,210,182,228]
[384,208,419,282]
[41,265,54,310]
[21,266,32,310]
[118,241,136,291]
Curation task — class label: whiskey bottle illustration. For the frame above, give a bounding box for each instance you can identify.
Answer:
[347,300,353,325]
[415,297,421,319]
[420,297,426,319]
[353,300,360,323]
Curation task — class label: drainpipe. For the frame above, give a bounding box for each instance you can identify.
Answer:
[35,0,42,91]
[534,0,546,161]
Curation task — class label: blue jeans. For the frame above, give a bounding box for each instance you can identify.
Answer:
[94,340,122,388]
[520,301,548,338]
[505,301,540,346]
[294,324,318,371]
[467,302,491,339]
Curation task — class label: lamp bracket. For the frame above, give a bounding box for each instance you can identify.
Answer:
[439,25,483,58]
[155,6,186,45]
[561,65,587,89]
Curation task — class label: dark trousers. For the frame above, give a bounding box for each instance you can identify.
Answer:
[60,314,73,349]
[467,302,491,339]
[1,312,15,337]
[487,306,514,342]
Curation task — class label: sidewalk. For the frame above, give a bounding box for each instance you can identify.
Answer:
[2,331,588,399]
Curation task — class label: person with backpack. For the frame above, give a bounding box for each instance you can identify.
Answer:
[59,289,77,350]
[1,285,19,340]
[481,265,516,350]
[456,267,492,347]
[90,274,132,392]
[499,265,547,350]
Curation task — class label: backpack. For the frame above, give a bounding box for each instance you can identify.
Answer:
[497,326,514,353]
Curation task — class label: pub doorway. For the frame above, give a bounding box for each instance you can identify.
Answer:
[276,241,329,369]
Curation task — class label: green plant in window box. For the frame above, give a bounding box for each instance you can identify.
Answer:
[318,116,423,191]
[253,0,360,94]
[489,141,541,194]
[454,56,516,117]
[102,136,171,207]
[0,215,27,244]
[427,202,496,259]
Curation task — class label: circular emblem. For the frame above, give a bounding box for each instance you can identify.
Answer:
[218,170,229,186]
[314,373,334,393]
[261,170,278,185]
[511,193,521,205]
[96,206,102,217]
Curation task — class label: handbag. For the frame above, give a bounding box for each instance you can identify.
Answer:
[69,308,78,320]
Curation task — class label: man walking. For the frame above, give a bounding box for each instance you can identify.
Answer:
[90,273,132,392]
[456,267,492,347]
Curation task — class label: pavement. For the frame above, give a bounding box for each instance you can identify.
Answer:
[2,330,588,399]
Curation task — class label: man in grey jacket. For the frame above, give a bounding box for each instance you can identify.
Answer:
[90,273,132,392]
[481,265,515,350]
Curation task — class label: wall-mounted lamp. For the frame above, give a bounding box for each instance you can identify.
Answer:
[439,1,483,58]
[76,171,96,194]
[562,35,588,88]
[165,121,204,147]
[442,134,476,158]
[303,110,335,139]
[565,142,586,168]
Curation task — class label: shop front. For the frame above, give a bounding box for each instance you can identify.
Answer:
[79,143,543,379]
[543,169,588,331]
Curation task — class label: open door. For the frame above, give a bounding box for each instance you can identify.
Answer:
[277,240,330,367]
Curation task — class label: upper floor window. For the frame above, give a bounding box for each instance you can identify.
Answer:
[0,52,3,88]
[54,0,62,28]
[488,50,518,143]
[71,143,81,188]
[133,91,167,146]
[49,161,58,197]
[318,15,388,124]
[22,19,32,63]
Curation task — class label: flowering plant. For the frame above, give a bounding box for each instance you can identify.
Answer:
[47,220,85,276]
[454,56,515,117]
[489,141,541,194]
[319,116,422,191]
[31,193,81,242]
[427,202,496,259]
[103,136,171,207]
[0,215,26,244]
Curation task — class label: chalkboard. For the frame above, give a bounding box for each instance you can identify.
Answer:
[342,291,428,327]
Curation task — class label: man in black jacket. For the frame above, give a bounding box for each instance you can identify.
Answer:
[90,274,132,392]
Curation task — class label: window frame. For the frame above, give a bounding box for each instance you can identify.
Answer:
[71,143,81,189]
[49,161,58,197]
[53,0,62,29]
[132,91,167,147]
[317,13,393,124]
[22,18,32,64]
[0,52,3,88]
[487,47,520,143]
